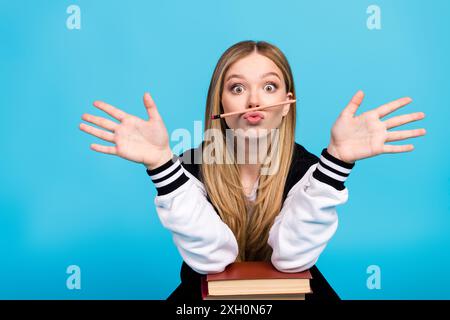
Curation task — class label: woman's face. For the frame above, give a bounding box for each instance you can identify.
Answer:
[221,52,293,138]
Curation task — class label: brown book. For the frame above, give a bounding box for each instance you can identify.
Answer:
[201,261,312,299]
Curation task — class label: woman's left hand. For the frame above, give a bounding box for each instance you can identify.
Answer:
[326,90,427,164]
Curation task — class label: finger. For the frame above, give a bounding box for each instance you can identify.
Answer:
[93,101,128,121]
[384,112,426,130]
[382,144,415,153]
[386,128,427,142]
[90,143,117,155]
[342,90,364,117]
[376,97,413,119]
[81,113,118,132]
[143,92,162,121]
[79,123,115,143]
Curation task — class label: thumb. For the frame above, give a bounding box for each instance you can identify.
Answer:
[343,90,364,117]
[143,92,162,121]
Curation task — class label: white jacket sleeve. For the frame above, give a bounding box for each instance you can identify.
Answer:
[268,148,355,273]
[146,154,239,274]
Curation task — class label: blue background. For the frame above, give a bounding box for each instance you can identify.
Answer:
[0,0,448,299]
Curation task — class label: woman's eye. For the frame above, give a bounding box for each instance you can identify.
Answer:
[231,84,244,94]
[230,82,278,94]
[264,82,278,92]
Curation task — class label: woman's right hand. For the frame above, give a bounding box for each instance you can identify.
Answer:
[79,92,173,170]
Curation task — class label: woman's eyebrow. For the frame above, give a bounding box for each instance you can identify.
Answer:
[225,72,281,82]
[261,72,281,80]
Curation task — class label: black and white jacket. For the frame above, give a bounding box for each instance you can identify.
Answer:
[146,141,355,299]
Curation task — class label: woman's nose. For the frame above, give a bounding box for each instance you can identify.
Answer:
[248,91,261,108]
[248,102,260,109]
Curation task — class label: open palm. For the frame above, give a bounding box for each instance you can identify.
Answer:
[327,91,427,163]
[79,93,173,169]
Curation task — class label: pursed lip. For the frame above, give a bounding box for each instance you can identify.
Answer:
[243,111,265,119]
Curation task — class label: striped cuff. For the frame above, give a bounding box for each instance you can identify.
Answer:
[312,148,355,191]
[146,155,189,196]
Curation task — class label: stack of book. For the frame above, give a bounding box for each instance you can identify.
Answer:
[201,261,312,300]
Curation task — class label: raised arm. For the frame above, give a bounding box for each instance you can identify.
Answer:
[79,93,238,274]
[269,90,426,272]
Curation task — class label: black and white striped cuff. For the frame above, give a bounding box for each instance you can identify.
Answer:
[312,148,355,191]
[146,155,189,196]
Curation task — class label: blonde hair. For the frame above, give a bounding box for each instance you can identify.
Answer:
[200,40,296,262]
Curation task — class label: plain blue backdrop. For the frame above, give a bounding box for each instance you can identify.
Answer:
[0,0,448,299]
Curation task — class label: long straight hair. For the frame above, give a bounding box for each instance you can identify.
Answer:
[201,40,296,262]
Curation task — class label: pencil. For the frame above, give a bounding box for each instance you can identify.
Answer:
[211,99,296,120]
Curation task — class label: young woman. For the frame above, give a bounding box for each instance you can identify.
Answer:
[79,40,426,300]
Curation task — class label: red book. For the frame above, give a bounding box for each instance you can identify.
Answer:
[201,261,312,300]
